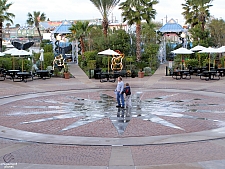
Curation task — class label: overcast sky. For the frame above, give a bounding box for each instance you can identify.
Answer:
[7,0,225,26]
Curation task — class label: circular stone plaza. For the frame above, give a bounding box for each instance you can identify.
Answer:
[1,64,225,169]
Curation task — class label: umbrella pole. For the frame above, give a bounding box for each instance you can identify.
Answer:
[209,54,210,71]
[22,58,23,72]
[13,56,15,70]
[108,56,109,73]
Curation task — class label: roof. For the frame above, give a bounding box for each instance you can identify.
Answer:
[158,19,184,33]
[53,20,72,34]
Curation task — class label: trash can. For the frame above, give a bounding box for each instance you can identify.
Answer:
[94,68,102,79]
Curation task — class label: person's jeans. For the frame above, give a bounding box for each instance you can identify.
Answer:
[117,91,124,107]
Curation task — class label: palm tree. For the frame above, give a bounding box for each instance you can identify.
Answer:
[0,0,15,52]
[90,0,120,37]
[27,11,46,42]
[5,22,11,35]
[182,0,212,31]
[15,24,20,28]
[119,0,158,61]
[68,21,92,58]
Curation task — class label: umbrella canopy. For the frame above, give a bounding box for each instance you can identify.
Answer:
[39,52,44,61]
[217,46,225,53]
[3,48,31,56]
[171,47,193,69]
[98,49,120,73]
[98,49,120,56]
[198,47,222,71]
[171,47,194,54]
[0,52,5,56]
[3,48,31,71]
[198,47,221,54]
[190,45,206,52]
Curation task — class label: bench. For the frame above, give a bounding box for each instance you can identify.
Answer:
[13,72,33,83]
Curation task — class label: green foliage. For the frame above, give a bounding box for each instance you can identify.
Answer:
[189,24,213,47]
[142,43,160,71]
[109,29,131,56]
[102,56,108,68]
[84,51,98,61]
[185,59,199,68]
[63,63,69,73]
[144,67,151,76]
[42,52,54,69]
[43,44,53,52]
[0,57,12,69]
[136,61,148,71]
[87,60,96,70]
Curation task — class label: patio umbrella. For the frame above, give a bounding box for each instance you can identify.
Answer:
[3,48,31,71]
[190,45,206,52]
[0,52,5,56]
[98,49,120,73]
[198,47,222,71]
[171,47,194,69]
[39,50,44,70]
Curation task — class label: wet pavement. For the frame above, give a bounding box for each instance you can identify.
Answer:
[1,64,225,168]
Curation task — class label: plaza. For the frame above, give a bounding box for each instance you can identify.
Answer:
[0,64,225,169]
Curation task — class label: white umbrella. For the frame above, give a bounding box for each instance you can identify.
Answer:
[198,47,222,71]
[39,52,44,62]
[39,49,44,70]
[198,47,221,54]
[3,48,31,70]
[98,49,120,56]
[171,47,193,69]
[98,49,120,73]
[190,45,206,52]
[171,47,194,54]
[0,52,5,56]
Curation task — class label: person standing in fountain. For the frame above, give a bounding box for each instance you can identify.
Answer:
[115,76,125,108]
[123,82,132,108]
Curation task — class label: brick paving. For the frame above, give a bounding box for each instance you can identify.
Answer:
[1,64,225,168]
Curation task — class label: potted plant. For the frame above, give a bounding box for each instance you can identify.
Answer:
[136,61,147,78]
[63,63,70,79]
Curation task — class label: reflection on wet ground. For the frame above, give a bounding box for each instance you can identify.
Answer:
[7,92,225,135]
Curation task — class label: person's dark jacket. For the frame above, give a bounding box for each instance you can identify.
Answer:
[123,86,131,96]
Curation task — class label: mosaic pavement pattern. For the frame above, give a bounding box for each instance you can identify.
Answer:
[0,90,224,138]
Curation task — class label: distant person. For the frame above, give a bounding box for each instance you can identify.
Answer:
[123,82,132,108]
[115,76,125,108]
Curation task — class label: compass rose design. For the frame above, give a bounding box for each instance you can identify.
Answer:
[8,93,221,135]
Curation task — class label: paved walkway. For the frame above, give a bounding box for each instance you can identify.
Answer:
[1,64,225,169]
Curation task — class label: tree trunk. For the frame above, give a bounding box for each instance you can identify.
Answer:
[136,23,141,61]
[37,27,42,43]
[102,17,108,37]
[80,37,85,60]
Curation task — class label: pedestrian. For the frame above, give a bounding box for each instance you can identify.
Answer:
[115,76,125,108]
[123,82,132,108]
